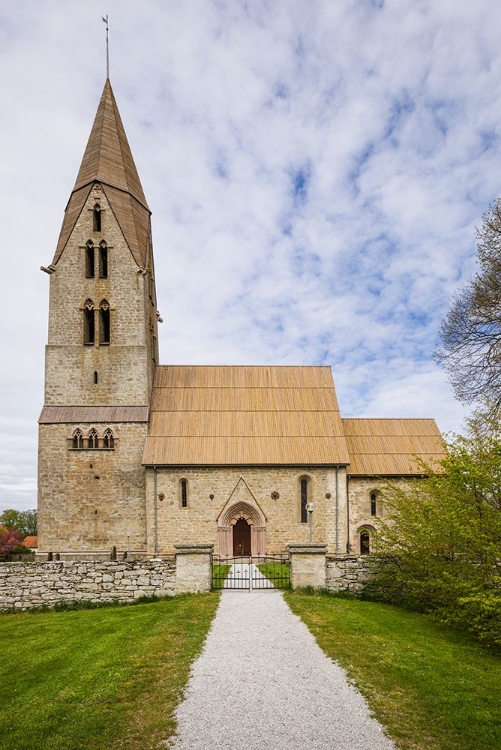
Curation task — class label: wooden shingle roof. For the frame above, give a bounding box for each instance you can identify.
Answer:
[52,79,151,268]
[342,418,445,476]
[142,366,350,466]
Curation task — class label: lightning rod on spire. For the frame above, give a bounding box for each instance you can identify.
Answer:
[102,15,109,79]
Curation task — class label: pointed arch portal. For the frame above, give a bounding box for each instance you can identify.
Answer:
[217,499,267,557]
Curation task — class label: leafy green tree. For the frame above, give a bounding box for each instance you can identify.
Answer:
[369,416,501,646]
[0,509,37,536]
[436,198,501,409]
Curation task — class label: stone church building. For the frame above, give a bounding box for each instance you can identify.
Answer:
[37,79,445,561]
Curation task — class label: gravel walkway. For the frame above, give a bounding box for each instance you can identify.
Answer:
[171,591,396,749]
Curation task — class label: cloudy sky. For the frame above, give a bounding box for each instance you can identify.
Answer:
[2,0,500,512]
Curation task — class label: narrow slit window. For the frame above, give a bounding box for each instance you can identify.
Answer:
[181,479,188,508]
[99,300,110,345]
[84,300,95,345]
[99,241,108,278]
[72,428,83,449]
[300,478,308,523]
[103,428,114,449]
[85,240,95,278]
[93,371,98,385]
[360,530,370,554]
[88,428,98,449]
[93,204,101,232]
[371,493,377,517]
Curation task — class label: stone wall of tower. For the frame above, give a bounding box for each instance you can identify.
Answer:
[44,185,158,407]
[144,466,348,556]
[38,422,148,556]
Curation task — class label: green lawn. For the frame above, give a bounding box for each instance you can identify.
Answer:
[212,562,231,588]
[257,561,291,588]
[0,594,220,750]
[285,591,501,750]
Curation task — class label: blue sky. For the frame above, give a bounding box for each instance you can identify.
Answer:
[1,0,501,511]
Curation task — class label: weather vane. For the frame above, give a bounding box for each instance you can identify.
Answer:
[102,14,109,79]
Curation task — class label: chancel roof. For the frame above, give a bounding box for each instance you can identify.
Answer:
[52,79,151,268]
[342,418,445,475]
[142,366,350,466]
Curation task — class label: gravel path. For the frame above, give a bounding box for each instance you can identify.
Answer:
[171,591,396,749]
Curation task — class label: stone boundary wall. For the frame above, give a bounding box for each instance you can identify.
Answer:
[325,554,374,593]
[0,559,176,611]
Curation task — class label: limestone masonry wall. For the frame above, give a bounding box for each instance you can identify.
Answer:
[326,554,375,593]
[0,559,175,611]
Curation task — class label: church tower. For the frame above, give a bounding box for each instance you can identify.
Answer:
[37,80,159,559]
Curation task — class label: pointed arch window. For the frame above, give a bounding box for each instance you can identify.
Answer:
[72,428,83,449]
[93,204,101,232]
[99,300,110,345]
[84,299,95,345]
[88,428,98,449]
[99,241,108,278]
[103,428,114,449]
[85,240,95,278]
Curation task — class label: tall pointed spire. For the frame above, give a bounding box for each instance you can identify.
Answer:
[53,80,151,268]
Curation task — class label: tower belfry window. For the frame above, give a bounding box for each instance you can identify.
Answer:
[85,241,95,278]
[99,300,110,345]
[84,299,95,345]
[93,204,101,232]
[99,241,108,278]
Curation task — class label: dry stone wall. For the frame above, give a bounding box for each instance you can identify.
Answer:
[326,554,375,593]
[0,559,175,611]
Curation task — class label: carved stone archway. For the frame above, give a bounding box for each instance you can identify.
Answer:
[217,478,267,557]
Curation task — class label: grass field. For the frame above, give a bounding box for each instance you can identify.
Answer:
[0,594,219,750]
[257,560,291,587]
[285,591,501,750]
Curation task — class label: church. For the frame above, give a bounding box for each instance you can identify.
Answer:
[37,79,445,561]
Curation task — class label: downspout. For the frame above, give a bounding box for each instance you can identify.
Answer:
[346,476,350,553]
[153,465,158,557]
[335,466,339,554]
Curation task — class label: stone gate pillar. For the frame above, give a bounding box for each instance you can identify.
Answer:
[287,543,327,589]
[175,544,214,594]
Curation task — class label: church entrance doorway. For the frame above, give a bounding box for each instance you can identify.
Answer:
[233,517,251,556]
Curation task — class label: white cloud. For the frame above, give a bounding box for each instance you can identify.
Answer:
[1,0,498,510]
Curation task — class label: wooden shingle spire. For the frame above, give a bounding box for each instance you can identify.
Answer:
[53,79,151,268]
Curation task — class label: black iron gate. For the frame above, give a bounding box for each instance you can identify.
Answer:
[212,554,290,590]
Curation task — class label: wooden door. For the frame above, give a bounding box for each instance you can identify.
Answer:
[233,517,251,556]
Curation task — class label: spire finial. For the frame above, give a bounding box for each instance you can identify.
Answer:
[102,15,109,79]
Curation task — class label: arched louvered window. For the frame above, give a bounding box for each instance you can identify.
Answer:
[99,241,108,278]
[85,240,95,278]
[72,428,83,449]
[99,300,110,345]
[103,428,114,449]
[93,204,101,232]
[84,299,95,345]
[88,428,98,449]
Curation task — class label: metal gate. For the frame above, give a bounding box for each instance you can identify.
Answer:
[212,554,290,590]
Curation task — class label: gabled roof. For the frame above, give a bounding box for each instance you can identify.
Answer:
[342,418,446,476]
[142,365,350,466]
[23,536,38,549]
[52,79,151,268]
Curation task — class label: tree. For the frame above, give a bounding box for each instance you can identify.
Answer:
[0,527,25,558]
[0,509,37,536]
[436,198,501,409]
[368,417,501,646]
